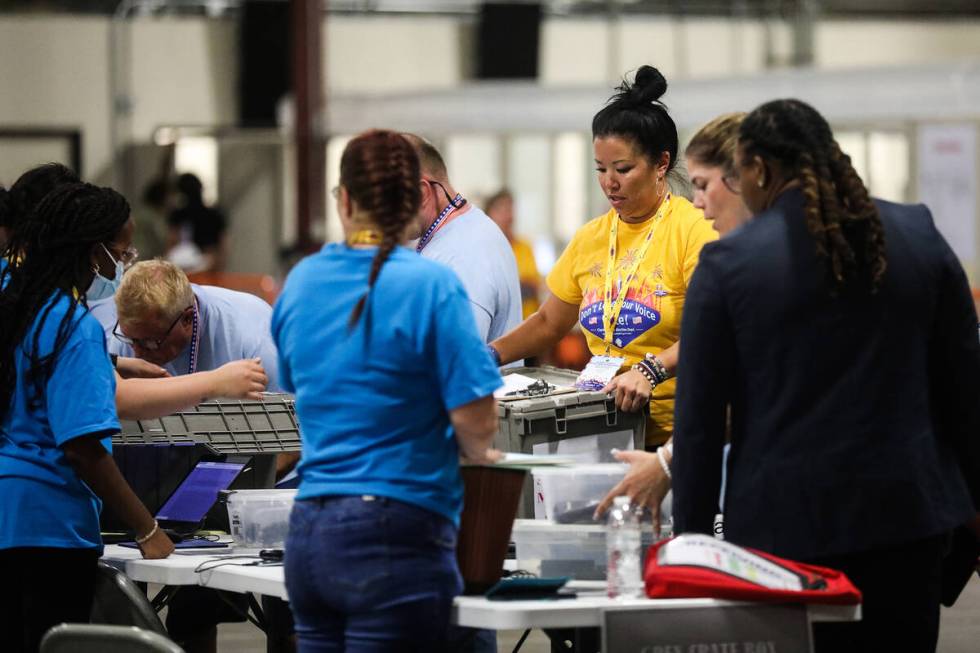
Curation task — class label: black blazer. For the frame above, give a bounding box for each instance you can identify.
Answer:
[672,188,980,561]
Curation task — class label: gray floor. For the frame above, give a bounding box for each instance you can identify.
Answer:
[215,576,980,652]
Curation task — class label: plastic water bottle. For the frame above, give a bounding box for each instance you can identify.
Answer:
[606,496,644,599]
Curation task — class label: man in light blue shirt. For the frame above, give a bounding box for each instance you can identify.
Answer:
[403,134,522,345]
[96,260,281,392]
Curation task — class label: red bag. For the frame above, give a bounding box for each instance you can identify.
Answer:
[644,534,861,605]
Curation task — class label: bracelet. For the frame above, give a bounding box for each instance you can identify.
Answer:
[644,353,671,384]
[656,446,672,480]
[135,520,159,545]
[487,344,502,367]
[632,360,658,388]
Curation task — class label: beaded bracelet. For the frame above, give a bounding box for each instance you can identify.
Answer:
[632,359,658,388]
[644,353,671,385]
[135,520,159,545]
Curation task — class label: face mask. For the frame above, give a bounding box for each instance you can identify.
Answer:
[86,243,124,302]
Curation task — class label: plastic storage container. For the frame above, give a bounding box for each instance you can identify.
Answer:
[511,519,655,581]
[115,393,301,455]
[225,489,297,549]
[531,464,628,521]
[497,367,647,517]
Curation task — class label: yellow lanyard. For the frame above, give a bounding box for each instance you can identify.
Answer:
[601,195,670,353]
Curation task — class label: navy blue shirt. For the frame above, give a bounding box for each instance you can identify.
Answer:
[272,244,502,525]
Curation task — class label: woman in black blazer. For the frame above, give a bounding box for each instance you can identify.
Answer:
[671,99,980,653]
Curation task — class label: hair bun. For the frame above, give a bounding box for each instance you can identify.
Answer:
[630,65,668,105]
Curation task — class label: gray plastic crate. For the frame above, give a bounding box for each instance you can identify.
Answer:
[497,366,647,517]
[113,393,301,455]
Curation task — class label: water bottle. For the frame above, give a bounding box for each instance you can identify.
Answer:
[606,496,644,599]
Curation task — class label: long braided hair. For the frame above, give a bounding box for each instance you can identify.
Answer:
[0,163,80,238]
[341,130,422,328]
[0,183,130,417]
[739,99,887,292]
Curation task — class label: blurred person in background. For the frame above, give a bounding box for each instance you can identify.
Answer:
[485,189,542,319]
[0,164,268,413]
[401,134,522,345]
[272,130,500,652]
[0,184,175,653]
[672,99,980,652]
[167,173,228,273]
[596,112,751,523]
[490,65,717,449]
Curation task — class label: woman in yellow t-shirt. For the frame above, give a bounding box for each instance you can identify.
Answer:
[489,65,717,451]
[485,189,542,318]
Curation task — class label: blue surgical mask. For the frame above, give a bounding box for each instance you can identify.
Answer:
[86,243,125,302]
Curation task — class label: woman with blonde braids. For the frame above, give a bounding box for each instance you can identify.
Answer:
[672,99,980,652]
[271,129,501,651]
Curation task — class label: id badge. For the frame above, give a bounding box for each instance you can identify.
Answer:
[575,355,625,391]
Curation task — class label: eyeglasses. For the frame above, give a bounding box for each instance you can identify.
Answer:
[112,307,190,351]
[106,244,140,269]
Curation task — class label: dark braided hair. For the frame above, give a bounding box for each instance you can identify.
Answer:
[0,163,80,236]
[0,183,130,418]
[341,130,422,328]
[739,99,887,292]
[593,65,679,174]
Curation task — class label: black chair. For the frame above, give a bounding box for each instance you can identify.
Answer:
[90,561,168,635]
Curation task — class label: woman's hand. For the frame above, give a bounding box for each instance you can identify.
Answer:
[138,528,175,560]
[208,359,268,399]
[603,368,653,412]
[594,449,671,532]
[116,357,170,379]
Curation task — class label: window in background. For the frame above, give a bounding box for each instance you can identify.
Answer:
[553,131,587,246]
[868,131,910,203]
[445,134,503,205]
[325,135,352,243]
[174,136,219,205]
[835,131,870,190]
[505,134,552,242]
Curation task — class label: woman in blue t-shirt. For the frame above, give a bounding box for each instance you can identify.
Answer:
[0,183,175,652]
[272,130,502,651]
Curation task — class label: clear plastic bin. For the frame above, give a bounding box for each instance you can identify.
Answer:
[511,519,656,580]
[531,464,629,520]
[225,489,296,549]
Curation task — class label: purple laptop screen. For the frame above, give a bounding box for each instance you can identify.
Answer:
[155,461,245,523]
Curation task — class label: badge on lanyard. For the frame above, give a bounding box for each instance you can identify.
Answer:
[577,196,671,390]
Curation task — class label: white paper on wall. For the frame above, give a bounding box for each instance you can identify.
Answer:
[916,123,978,262]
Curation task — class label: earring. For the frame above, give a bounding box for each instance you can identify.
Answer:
[757,177,765,188]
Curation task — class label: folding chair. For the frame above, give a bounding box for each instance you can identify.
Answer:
[41,624,183,653]
[90,561,168,635]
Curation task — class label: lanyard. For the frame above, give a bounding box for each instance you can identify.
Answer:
[187,298,201,374]
[416,194,466,253]
[601,195,671,353]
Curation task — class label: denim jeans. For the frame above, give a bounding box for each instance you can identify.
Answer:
[285,495,462,653]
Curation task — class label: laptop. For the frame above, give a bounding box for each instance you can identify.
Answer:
[107,455,251,545]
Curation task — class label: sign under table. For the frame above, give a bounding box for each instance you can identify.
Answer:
[102,546,860,651]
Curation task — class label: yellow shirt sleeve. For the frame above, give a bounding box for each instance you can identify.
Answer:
[682,213,720,287]
[546,230,585,306]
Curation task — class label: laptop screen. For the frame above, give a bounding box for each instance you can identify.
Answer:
[155,460,246,524]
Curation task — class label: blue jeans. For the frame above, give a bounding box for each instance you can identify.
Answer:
[285,495,462,653]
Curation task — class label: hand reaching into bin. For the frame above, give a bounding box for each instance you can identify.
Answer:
[594,447,671,534]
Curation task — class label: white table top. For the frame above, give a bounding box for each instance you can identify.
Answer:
[102,546,860,629]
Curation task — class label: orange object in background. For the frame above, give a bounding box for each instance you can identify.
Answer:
[186,271,280,306]
[973,288,980,318]
[551,330,591,371]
